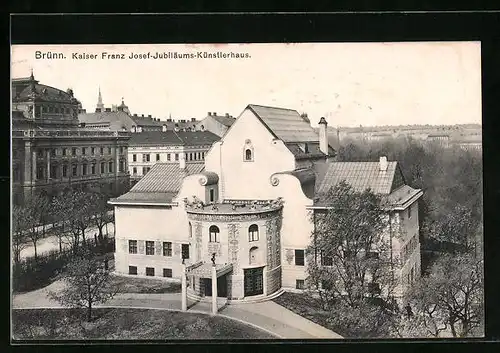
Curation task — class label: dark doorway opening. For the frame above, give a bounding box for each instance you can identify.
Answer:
[244,267,264,297]
[202,275,227,297]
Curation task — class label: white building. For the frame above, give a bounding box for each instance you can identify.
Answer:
[110,104,422,302]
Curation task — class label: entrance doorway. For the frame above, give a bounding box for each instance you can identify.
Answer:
[244,267,264,296]
[202,275,227,297]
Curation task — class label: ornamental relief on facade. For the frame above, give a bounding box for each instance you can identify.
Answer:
[187,211,279,223]
[227,223,240,272]
[285,249,294,265]
[195,222,202,261]
[207,242,223,258]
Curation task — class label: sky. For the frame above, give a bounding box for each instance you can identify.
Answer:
[11,42,482,128]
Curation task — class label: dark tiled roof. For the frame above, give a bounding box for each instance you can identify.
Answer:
[212,115,236,127]
[13,81,75,103]
[113,162,204,204]
[128,131,219,146]
[316,161,398,195]
[386,185,423,209]
[286,142,334,160]
[130,116,164,127]
[129,131,183,146]
[78,111,133,131]
[247,104,320,143]
[176,131,220,145]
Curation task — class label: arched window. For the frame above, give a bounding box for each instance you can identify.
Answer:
[188,222,193,238]
[245,149,252,161]
[249,246,259,265]
[209,225,219,243]
[248,224,259,242]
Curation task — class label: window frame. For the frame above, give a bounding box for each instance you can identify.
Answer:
[145,241,155,255]
[145,267,155,276]
[295,249,305,266]
[163,241,172,257]
[163,268,173,278]
[181,244,190,260]
[129,266,138,275]
[248,224,259,242]
[128,240,138,254]
[296,279,305,290]
[209,225,220,243]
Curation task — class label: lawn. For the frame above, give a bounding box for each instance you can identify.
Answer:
[12,308,276,340]
[272,292,395,338]
[111,275,181,294]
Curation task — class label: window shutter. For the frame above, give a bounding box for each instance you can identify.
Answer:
[138,240,145,254]
[155,241,162,256]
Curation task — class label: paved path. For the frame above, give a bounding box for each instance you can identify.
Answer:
[12,281,342,339]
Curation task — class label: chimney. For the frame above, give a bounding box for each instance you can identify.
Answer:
[141,114,144,117]
[208,112,212,116]
[95,108,102,113]
[179,153,186,169]
[213,112,217,116]
[105,108,111,112]
[148,114,152,118]
[137,126,143,133]
[318,117,329,156]
[133,113,137,117]
[131,126,136,133]
[379,156,388,171]
[225,113,229,117]
[162,124,167,132]
[191,118,196,122]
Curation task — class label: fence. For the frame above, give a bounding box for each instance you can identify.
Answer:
[13,239,115,293]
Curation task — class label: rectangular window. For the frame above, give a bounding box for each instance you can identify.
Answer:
[163,242,172,257]
[91,147,95,155]
[163,268,173,278]
[133,154,137,162]
[129,266,138,275]
[108,147,112,154]
[209,189,215,202]
[62,165,68,177]
[120,146,124,154]
[296,279,305,290]
[62,148,67,156]
[145,241,155,255]
[50,165,57,179]
[202,152,205,159]
[167,154,171,161]
[181,244,190,260]
[119,160,124,172]
[36,166,44,180]
[91,164,96,174]
[156,153,160,161]
[128,240,137,254]
[100,162,105,174]
[142,167,147,175]
[133,167,137,174]
[72,147,77,156]
[295,250,305,266]
[108,161,113,173]
[82,147,86,155]
[145,267,155,276]
[100,147,104,155]
[143,154,150,162]
[37,149,43,158]
[50,148,56,157]
[72,164,78,177]
[189,153,193,161]
[82,164,88,175]
[175,153,179,161]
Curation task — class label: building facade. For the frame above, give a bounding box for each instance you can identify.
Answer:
[110,104,422,302]
[12,73,130,204]
[127,129,220,185]
[195,112,236,137]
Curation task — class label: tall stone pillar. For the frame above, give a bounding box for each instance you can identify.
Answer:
[211,265,218,315]
[46,149,51,182]
[31,150,37,183]
[181,263,187,312]
[23,140,32,186]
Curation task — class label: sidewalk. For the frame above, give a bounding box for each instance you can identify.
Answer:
[12,281,342,339]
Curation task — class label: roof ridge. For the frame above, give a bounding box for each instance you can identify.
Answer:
[248,103,299,112]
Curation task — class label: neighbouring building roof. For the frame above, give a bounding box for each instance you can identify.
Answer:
[78,111,133,131]
[130,115,164,127]
[111,163,204,204]
[247,104,320,143]
[128,131,220,147]
[286,142,335,160]
[313,160,422,210]
[212,115,236,127]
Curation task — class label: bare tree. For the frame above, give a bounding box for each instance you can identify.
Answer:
[23,193,50,261]
[308,181,394,309]
[48,249,118,322]
[12,204,29,265]
[405,252,483,338]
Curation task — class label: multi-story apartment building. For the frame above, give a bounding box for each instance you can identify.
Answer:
[11,73,130,204]
[128,128,220,186]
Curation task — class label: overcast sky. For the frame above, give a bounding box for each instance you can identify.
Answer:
[11,42,481,127]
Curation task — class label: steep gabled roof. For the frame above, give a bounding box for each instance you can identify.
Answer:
[128,131,220,147]
[212,115,236,127]
[247,104,320,143]
[111,162,204,204]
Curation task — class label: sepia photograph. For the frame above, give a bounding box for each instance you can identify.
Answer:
[10,42,484,341]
